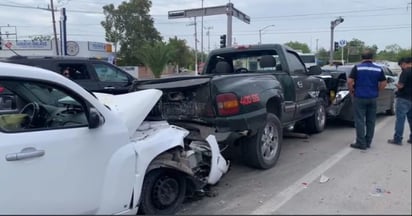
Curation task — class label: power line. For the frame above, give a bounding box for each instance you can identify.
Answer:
[0,3,50,11]
[159,26,411,37]
[0,3,103,14]
[252,7,405,19]
[0,3,409,17]
[151,12,408,25]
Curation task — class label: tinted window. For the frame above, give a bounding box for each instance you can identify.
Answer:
[58,64,91,80]
[92,63,129,82]
[300,55,316,63]
[205,50,279,74]
[286,51,306,74]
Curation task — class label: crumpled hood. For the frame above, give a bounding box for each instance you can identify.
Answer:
[93,89,162,138]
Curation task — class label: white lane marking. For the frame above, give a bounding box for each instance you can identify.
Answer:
[251,116,392,215]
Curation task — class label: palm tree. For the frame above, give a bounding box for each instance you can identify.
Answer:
[139,41,174,78]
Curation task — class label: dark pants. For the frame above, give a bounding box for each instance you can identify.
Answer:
[353,97,377,147]
[393,98,412,142]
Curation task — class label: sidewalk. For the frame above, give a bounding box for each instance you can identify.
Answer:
[274,117,411,215]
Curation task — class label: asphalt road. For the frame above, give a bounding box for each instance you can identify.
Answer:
[177,115,412,215]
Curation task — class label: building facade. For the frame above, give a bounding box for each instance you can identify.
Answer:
[0,39,114,61]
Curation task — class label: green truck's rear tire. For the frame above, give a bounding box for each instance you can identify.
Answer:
[241,113,282,169]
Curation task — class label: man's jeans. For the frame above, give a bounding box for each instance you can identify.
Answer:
[353,97,377,147]
[393,97,412,143]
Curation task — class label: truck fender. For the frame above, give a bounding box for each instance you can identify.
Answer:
[130,125,189,209]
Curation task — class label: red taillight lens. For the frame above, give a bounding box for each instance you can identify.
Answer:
[0,86,4,93]
[216,93,239,116]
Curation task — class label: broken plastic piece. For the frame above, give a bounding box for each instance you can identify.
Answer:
[319,175,330,183]
[206,135,230,184]
[370,186,386,197]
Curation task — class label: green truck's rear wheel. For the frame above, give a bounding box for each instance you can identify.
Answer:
[241,113,282,169]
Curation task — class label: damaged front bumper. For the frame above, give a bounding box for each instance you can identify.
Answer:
[137,121,230,187]
[326,90,353,121]
[185,134,230,185]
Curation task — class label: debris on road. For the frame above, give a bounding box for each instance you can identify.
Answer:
[284,132,310,139]
[319,175,330,183]
[302,182,309,188]
[370,185,390,197]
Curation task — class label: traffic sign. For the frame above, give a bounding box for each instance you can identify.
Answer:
[5,41,12,49]
[338,40,347,47]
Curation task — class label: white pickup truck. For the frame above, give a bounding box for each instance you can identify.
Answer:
[0,62,229,215]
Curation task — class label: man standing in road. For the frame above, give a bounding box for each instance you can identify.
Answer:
[347,49,387,150]
[388,57,412,145]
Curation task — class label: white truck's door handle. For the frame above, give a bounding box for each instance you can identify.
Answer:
[6,147,45,161]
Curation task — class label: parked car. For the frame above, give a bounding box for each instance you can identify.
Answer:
[320,64,396,124]
[0,62,229,214]
[1,55,136,94]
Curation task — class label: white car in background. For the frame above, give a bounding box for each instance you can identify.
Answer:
[0,62,229,215]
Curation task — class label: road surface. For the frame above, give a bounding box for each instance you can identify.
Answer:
[178,114,412,215]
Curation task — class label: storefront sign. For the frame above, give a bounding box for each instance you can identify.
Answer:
[7,40,52,50]
[88,42,107,52]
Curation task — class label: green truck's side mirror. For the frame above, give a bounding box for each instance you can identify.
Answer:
[308,65,322,75]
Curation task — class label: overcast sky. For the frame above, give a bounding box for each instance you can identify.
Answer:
[0,0,411,53]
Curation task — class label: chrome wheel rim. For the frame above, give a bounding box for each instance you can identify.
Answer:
[260,121,279,161]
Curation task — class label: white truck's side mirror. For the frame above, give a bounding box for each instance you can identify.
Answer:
[89,108,104,129]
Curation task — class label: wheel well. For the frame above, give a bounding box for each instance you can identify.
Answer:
[145,147,192,175]
[266,97,281,119]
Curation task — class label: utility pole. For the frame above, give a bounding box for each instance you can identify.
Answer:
[200,0,204,62]
[59,8,67,56]
[204,26,213,53]
[50,0,59,55]
[194,17,198,75]
[316,38,319,52]
[187,18,198,75]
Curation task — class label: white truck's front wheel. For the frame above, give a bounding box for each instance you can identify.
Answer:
[139,169,187,215]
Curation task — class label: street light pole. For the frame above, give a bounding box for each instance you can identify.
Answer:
[329,16,344,64]
[259,24,275,44]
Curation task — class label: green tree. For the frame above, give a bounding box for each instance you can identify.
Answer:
[101,4,122,53]
[397,48,412,59]
[168,36,192,70]
[335,38,369,63]
[101,0,161,66]
[29,35,52,41]
[139,41,172,78]
[376,44,411,61]
[316,48,329,66]
[284,41,311,53]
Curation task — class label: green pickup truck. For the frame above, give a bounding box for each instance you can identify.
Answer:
[131,44,328,169]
